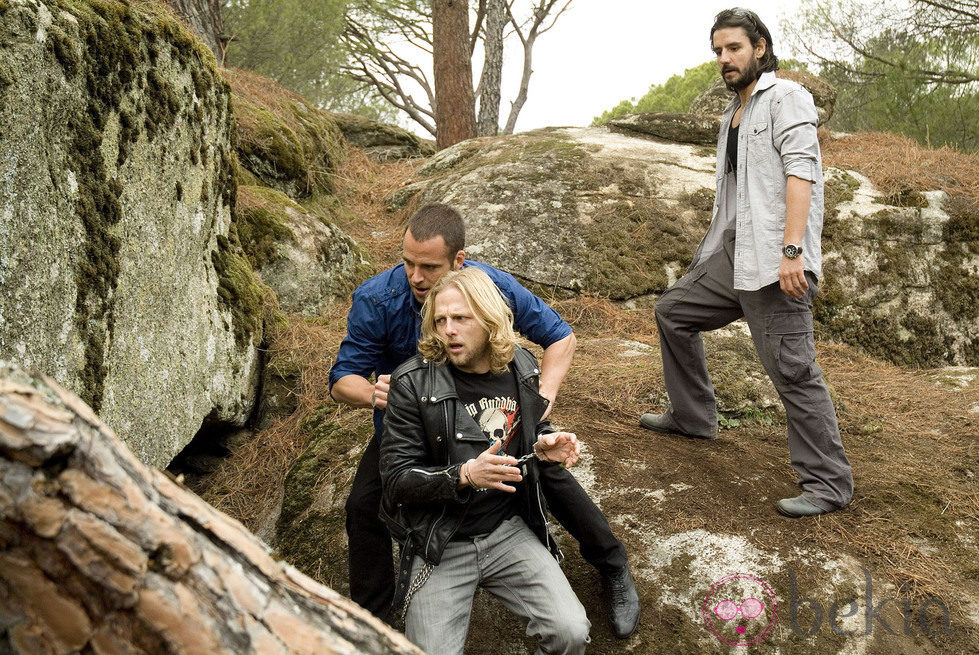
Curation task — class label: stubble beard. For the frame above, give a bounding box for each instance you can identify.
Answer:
[447,340,491,372]
[723,57,760,92]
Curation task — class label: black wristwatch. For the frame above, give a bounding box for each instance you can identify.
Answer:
[782,244,803,259]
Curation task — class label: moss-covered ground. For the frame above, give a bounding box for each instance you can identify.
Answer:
[185,138,979,654]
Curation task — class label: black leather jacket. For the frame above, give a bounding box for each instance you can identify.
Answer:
[379,346,560,566]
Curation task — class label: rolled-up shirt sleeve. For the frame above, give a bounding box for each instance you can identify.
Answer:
[329,290,386,390]
[772,88,820,182]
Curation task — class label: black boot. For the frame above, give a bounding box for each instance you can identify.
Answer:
[601,566,640,638]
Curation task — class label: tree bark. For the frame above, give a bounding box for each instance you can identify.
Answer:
[432,0,477,149]
[476,0,505,136]
[165,0,228,63]
[0,362,421,655]
[503,31,536,135]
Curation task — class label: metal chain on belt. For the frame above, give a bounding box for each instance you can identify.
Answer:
[399,560,436,626]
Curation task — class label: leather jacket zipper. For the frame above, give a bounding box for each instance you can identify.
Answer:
[428,398,464,559]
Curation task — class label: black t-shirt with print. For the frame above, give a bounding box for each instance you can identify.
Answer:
[450,363,522,538]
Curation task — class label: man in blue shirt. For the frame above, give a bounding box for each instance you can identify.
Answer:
[330,204,639,638]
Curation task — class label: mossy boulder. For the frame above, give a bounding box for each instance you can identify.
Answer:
[236,185,373,317]
[0,0,262,467]
[224,68,344,199]
[814,170,979,367]
[400,126,977,367]
[274,407,373,591]
[331,111,437,160]
[403,127,717,300]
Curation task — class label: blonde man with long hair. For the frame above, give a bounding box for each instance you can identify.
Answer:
[330,203,637,637]
[379,266,592,654]
[418,268,516,374]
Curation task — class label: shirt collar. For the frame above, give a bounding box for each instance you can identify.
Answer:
[753,70,776,94]
[722,70,777,117]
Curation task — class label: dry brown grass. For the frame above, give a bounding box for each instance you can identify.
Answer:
[821,130,979,204]
[330,145,422,270]
[535,292,979,614]
[222,67,310,114]
[202,304,352,531]
[809,345,979,602]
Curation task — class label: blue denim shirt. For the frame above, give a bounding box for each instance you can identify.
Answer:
[329,260,573,436]
[693,71,824,291]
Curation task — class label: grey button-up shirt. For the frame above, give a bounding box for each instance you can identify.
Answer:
[692,71,824,291]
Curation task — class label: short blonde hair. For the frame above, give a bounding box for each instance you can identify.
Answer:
[418,268,517,373]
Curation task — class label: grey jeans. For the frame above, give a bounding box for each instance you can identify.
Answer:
[405,515,590,655]
[655,231,853,510]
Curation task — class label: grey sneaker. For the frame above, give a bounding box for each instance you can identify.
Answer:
[776,495,835,518]
[639,412,717,440]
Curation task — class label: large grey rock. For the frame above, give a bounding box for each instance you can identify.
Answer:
[236,185,372,317]
[331,112,437,160]
[814,169,979,368]
[407,127,716,300]
[0,0,263,467]
[399,126,978,367]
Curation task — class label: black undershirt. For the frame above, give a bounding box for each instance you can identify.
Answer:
[450,363,521,538]
[727,113,740,175]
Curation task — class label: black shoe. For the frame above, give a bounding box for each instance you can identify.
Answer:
[601,567,640,639]
[639,412,717,440]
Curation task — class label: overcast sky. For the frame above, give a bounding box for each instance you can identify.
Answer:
[482,1,804,133]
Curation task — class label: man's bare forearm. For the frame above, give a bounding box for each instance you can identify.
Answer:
[538,332,576,408]
[784,175,811,245]
[779,175,813,298]
[331,374,375,408]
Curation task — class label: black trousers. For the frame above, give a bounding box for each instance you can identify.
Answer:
[345,434,629,618]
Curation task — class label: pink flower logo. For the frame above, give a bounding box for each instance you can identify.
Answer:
[702,574,779,645]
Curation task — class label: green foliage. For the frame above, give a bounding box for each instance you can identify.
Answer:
[225,0,391,118]
[593,59,808,125]
[785,0,979,152]
[594,61,717,124]
[719,406,776,429]
[820,30,979,152]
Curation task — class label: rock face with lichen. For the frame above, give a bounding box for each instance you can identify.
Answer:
[235,185,372,317]
[0,0,263,467]
[396,126,978,368]
[331,112,437,161]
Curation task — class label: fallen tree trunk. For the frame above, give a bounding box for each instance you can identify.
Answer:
[0,362,421,655]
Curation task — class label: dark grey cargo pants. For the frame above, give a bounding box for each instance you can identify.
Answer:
[655,232,853,510]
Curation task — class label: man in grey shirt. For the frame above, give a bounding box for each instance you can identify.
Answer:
[640,8,853,518]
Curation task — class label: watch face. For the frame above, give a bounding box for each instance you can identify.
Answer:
[783,244,801,258]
